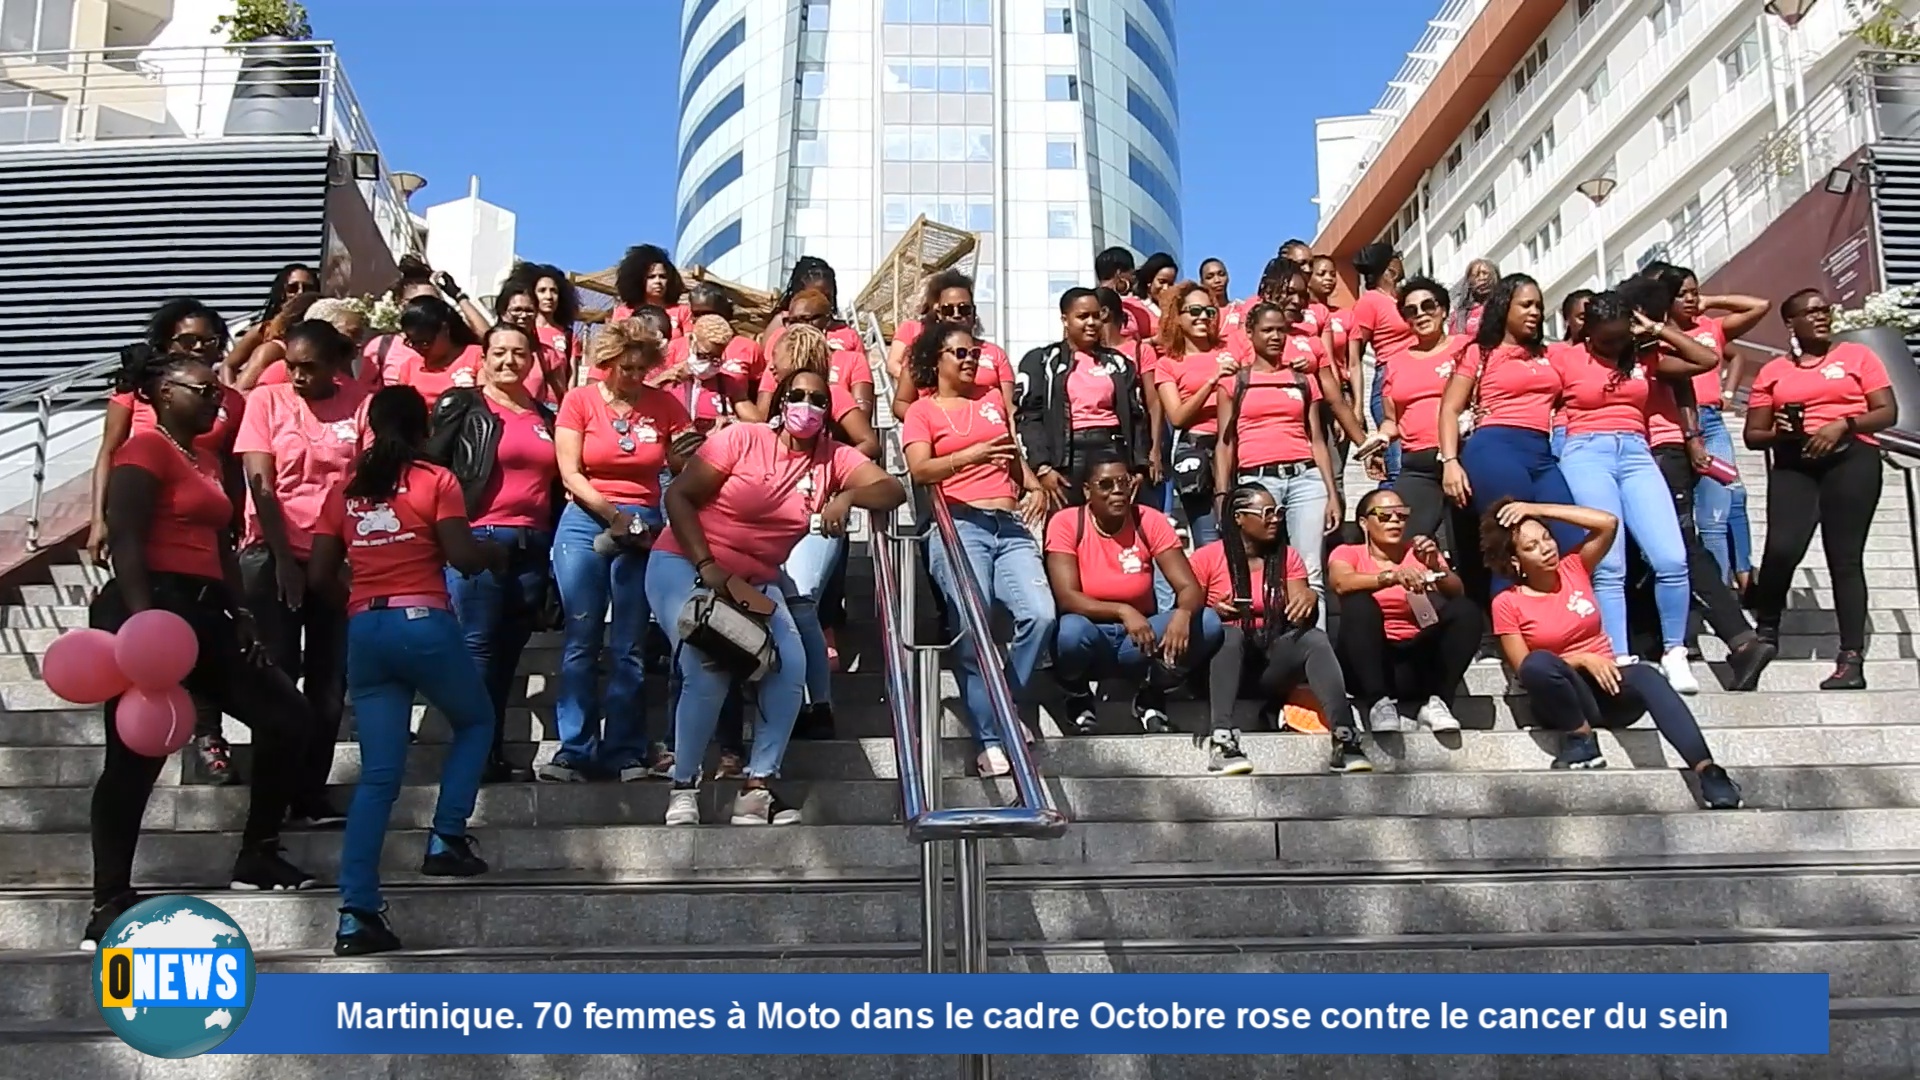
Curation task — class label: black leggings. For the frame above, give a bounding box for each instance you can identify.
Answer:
[89,574,311,902]
[1751,440,1882,651]
[1514,651,1712,767]
[1393,448,1450,548]
[1205,623,1349,733]
[239,546,347,808]
[1334,590,1485,708]
[1651,447,1754,647]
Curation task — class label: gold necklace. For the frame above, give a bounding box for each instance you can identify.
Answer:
[937,393,976,438]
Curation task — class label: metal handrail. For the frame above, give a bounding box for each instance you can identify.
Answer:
[0,353,125,551]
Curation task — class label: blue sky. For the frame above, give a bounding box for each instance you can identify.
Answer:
[318,0,1434,289]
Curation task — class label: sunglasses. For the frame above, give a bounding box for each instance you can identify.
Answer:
[1399,298,1443,319]
[610,416,644,453]
[946,346,982,360]
[284,279,315,295]
[166,379,221,401]
[169,333,222,354]
[1088,475,1134,494]
[936,302,977,320]
[784,389,832,408]
[1367,508,1411,523]
[1183,305,1220,319]
[790,312,832,326]
[1234,505,1281,522]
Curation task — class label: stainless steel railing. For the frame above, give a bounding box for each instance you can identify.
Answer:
[0,353,125,551]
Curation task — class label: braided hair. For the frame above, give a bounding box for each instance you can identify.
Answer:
[779,256,839,314]
[775,322,832,379]
[1221,483,1289,648]
[347,386,430,501]
[113,341,194,400]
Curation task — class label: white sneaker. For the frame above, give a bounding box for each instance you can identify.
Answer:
[729,786,803,825]
[1661,647,1699,695]
[664,787,701,826]
[977,746,1011,777]
[618,765,651,783]
[1416,696,1460,733]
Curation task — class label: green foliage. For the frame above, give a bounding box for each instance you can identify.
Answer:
[1849,0,1920,53]
[213,0,313,44]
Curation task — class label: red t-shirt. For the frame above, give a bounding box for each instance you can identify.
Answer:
[520,340,569,408]
[231,382,371,559]
[654,423,874,585]
[1119,296,1157,343]
[667,333,764,384]
[365,335,419,387]
[1349,289,1419,367]
[315,463,466,609]
[1226,368,1319,467]
[900,390,1018,506]
[897,320,1018,396]
[555,385,692,506]
[1328,543,1434,643]
[1189,539,1307,620]
[536,322,572,365]
[1043,506,1181,615]
[610,303,691,339]
[763,323,867,377]
[1381,338,1467,451]
[388,344,484,402]
[1324,306,1353,362]
[1454,303,1486,339]
[1748,343,1891,448]
[1552,343,1656,438]
[474,398,558,528]
[1465,343,1562,433]
[1670,316,1728,410]
[111,432,231,581]
[111,385,247,455]
[1491,553,1612,660]
[1066,350,1121,430]
[1160,348,1240,436]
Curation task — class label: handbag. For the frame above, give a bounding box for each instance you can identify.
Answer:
[676,588,778,682]
[1169,433,1215,498]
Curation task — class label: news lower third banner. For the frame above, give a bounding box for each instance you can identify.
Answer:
[216,973,1832,1055]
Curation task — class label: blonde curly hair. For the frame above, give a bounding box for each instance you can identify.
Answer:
[591,317,667,375]
[773,322,831,377]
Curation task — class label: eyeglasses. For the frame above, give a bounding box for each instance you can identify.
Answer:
[1399,298,1443,319]
[165,379,221,401]
[169,333,222,354]
[946,346,982,360]
[1234,505,1281,522]
[1367,507,1411,523]
[1088,475,1134,494]
[790,311,832,327]
[284,279,314,295]
[936,302,977,320]
[1183,305,1220,319]
[784,389,832,408]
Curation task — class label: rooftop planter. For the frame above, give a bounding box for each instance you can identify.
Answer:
[218,0,322,136]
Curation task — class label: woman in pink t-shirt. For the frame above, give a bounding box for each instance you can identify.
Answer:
[611,244,688,338]
[887,270,1016,421]
[492,283,572,407]
[902,321,1051,777]
[1346,244,1416,474]
[1199,258,1232,315]
[753,288,876,426]
[387,296,483,400]
[1744,288,1900,690]
[1482,497,1740,809]
[233,319,370,825]
[426,323,563,783]
[1369,276,1469,548]
[655,314,754,432]
[518,262,579,371]
[1449,258,1498,338]
[1155,280,1240,544]
[1016,289,1156,508]
[648,367,904,825]
[1134,251,1180,335]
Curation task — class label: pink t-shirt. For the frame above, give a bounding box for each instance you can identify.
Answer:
[536,322,572,365]
[388,344,485,403]
[366,334,420,386]
[763,323,867,377]
[655,423,873,584]
[900,390,1019,506]
[1044,506,1182,615]
[1119,296,1157,343]
[1325,307,1353,367]
[231,382,371,559]
[474,398,558,528]
[111,385,247,455]
[896,320,1017,395]
[315,463,465,609]
[1749,343,1892,447]
[1553,343,1656,438]
[555,385,692,506]
[1226,368,1319,467]
[1491,553,1612,660]
[1160,348,1240,436]
[1349,289,1419,367]
[1328,543,1433,643]
[1189,539,1307,620]
[610,303,691,339]
[1465,343,1563,433]
[112,432,232,581]
[521,340,568,408]
[1672,316,1728,409]
[1066,350,1120,430]
[668,333,765,385]
[1454,303,1486,339]
[1382,338,1466,452]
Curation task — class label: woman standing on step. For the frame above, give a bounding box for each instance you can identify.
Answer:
[1016,288,1156,506]
[1481,498,1742,808]
[234,319,371,829]
[1744,289,1899,691]
[1154,280,1240,545]
[82,343,316,950]
[1368,276,1469,551]
[902,320,1053,778]
[888,270,1016,422]
[1192,484,1363,776]
[647,366,904,826]
[309,386,505,956]
[612,244,689,338]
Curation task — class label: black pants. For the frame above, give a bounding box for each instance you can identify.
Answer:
[1205,623,1349,733]
[1651,447,1754,647]
[1514,651,1711,767]
[1335,590,1484,708]
[89,574,311,902]
[1394,448,1450,549]
[1751,440,1882,651]
[238,545,347,809]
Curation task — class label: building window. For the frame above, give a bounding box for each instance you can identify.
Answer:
[1046,140,1077,169]
[1721,29,1762,85]
[1649,0,1685,39]
[879,124,994,161]
[677,151,745,238]
[883,195,912,230]
[1444,144,1463,175]
[1582,63,1611,112]
[681,19,746,112]
[1047,204,1078,238]
[1667,196,1703,236]
[1449,220,1468,248]
[968,197,995,232]
[1125,19,1178,107]
[1475,189,1497,222]
[1578,0,1600,16]
[1128,151,1181,225]
[799,68,827,98]
[885,0,991,23]
[682,0,723,51]
[1523,213,1562,261]
[1048,275,1080,300]
[1518,124,1556,178]
[0,79,61,144]
[1657,90,1693,144]
[1126,83,1180,168]
[1044,5,1071,32]
[679,85,745,174]
[1510,40,1550,96]
[1131,214,1176,262]
[1045,72,1079,101]
[686,218,743,269]
[1471,110,1491,143]
[796,138,826,166]
[0,0,73,53]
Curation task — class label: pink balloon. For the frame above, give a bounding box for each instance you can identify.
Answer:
[115,684,195,757]
[112,609,198,690]
[42,629,130,705]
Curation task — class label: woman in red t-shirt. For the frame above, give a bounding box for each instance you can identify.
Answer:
[492,283,572,407]
[1155,280,1240,544]
[1328,488,1484,736]
[1016,289,1156,507]
[1370,276,1469,547]
[1482,498,1741,808]
[888,270,1015,421]
[1744,288,1900,690]
[655,314,754,433]
[387,295,483,399]
[1194,484,1360,775]
[611,244,689,337]
[309,385,508,956]
[1134,251,1180,335]
[1449,258,1499,338]
[754,288,875,424]
[226,291,319,391]
[515,262,579,371]
[80,344,317,950]
[902,321,1050,776]
[1199,258,1232,315]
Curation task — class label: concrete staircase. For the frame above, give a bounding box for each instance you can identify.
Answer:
[3,445,1920,1077]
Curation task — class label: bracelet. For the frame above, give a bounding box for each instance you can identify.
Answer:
[695,557,716,572]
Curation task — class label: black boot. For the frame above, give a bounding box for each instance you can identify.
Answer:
[1820,649,1867,691]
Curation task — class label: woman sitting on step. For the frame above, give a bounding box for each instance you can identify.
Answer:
[1481,498,1742,809]
[1192,484,1366,776]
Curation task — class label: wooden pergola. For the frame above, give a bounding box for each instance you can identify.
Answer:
[853,216,979,339]
[569,265,782,336]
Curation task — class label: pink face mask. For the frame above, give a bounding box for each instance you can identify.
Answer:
[782,401,827,438]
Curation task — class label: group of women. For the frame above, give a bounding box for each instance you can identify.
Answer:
[79,247,906,957]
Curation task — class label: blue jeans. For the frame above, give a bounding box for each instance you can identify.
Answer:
[1550,425,1567,458]
[1237,467,1330,625]
[1695,407,1753,579]
[782,530,844,707]
[644,551,808,783]
[1559,432,1691,653]
[340,607,492,913]
[1462,425,1585,560]
[550,500,660,771]
[926,506,1057,749]
[1053,609,1225,686]
[445,525,550,750]
[1369,362,1402,482]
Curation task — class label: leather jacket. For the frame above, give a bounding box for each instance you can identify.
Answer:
[425,388,558,521]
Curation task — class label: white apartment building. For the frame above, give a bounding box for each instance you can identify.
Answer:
[1313,0,1918,337]
[673,0,1182,349]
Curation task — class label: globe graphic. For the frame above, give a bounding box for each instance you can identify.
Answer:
[90,895,255,1058]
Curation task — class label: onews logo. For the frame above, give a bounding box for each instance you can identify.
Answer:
[91,895,255,1058]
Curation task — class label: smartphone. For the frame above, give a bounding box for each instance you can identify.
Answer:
[1781,402,1807,436]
